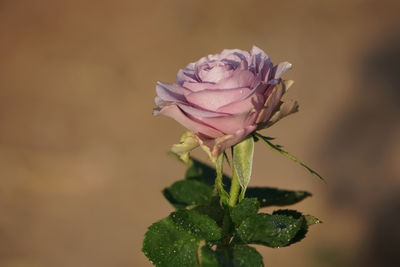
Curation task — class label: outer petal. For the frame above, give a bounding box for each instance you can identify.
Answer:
[215,69,255,90]
[156,82,187,104]
[177,69,197,84]
[255,82,285,124]
[154,96,163,106]
[272,62,292,79]
[177,103,230,118]
[250,46,273,80]
[259,99,299,129]
[217,82,266,114]
[256,80,296,128]
[217,94,264,115]
[154,105,223,138]
[184,62,196,72]
[198,110,258,135]
[182,81,216,92]
[185,87,252,111]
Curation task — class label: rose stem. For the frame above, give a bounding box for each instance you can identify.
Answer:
[218,148,242,258]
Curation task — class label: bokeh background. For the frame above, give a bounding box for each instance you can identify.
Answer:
[1,0,399,266]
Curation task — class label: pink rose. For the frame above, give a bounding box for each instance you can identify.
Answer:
[154,46,298,157]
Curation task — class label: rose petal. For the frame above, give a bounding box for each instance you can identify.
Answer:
[182,81,216,92]
[155,96,163,106]
[250,46,268,71]
[155,105,223,138]
[199,111,258,134]
[194,56,215,79]
[217,82,267,113]
[156,82,186,104]
[217,92,264,114]
[216,69,255,89]
[182,69,255,92]
[177,69,197,84]
[221,49,251,69]
[250,46,273,81]
[255,82,285,124]
[198,63,234,83]
[259,99,299,129]
[185,87,252,111]
[177,103,229,118]
[273,61,292,79]
[184,62,196,71]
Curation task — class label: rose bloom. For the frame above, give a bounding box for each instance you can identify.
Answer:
[154,46,298,158]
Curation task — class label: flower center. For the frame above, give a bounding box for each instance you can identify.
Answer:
[198,61,234,83]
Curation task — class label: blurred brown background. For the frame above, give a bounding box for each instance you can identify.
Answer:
[1,0,399,266]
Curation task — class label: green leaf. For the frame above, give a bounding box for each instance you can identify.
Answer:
[230,245,264,267]
[170,210,222,241]
[230,198,260,227]
[254,132,324,181]
[236,211,304,247]
[143,211,225,267]
[143,217,204,267]
[163,180,213,209]
[271,210,320,246]
[245,187,311,207]
[233,136,254,198]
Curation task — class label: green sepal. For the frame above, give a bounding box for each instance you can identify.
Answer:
[233,136,254,199]
[254,132,324,181]
[230,198,260,227]
[223,151,231,167]
[245,187,311,207]
[214,154,229,205]
[235,210,305,248]
[170,131,199,165]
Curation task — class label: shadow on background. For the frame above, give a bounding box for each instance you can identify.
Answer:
[319,34,400,267]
